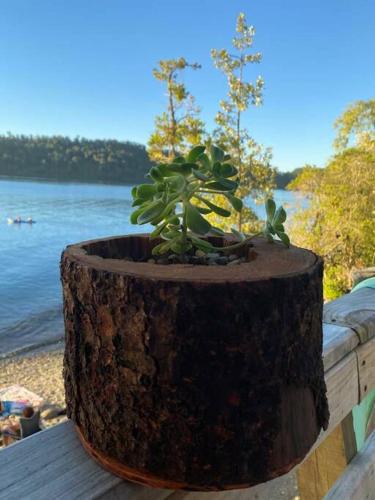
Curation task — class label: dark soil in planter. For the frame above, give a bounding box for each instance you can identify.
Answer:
[61,233,329,491]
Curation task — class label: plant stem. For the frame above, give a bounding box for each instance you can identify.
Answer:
[181,201,188,251]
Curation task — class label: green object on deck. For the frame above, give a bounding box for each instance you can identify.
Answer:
[351,276,375,292]
[351,277,375,450]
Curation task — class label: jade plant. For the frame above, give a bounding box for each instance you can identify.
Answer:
[131,144,289,258]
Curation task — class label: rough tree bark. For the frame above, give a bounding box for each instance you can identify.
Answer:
[61,234,329,491]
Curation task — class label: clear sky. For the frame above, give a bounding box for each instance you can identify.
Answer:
[1,0,374,171]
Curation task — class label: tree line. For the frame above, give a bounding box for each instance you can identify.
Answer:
[0,134,152,184]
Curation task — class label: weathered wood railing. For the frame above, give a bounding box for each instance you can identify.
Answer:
[0,287,374,500]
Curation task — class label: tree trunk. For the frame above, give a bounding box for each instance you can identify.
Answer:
[61,234,329,491]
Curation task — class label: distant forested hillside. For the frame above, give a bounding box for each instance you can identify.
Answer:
[0,134,152,184]
[274,168,302,189]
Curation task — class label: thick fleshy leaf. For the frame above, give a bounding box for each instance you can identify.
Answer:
[192,169,210,181]
[130,206,147,224]
[266,221,275,235]
[132,198,144,207]
[200,198,231,217]
[210,145,224,163]
[166,175,186,192]
[157,164,175,177]
[149,167,163,182]
[273,206,287,225]
[137,184,157,199]
[137,201,165,225]
[131,186,137,198]
[150,221,168,239]
[204,181,232,192]
[161,229,181,240]
[171,239,192,254]
[173,156,185,164]
[189,235,214,252]
[151,241,172,256]
[197,153,210,170]
[196,206,212,215]
[276,231,290,247]
[219,163,238,178]
[265,198,276,221]
[185,202,211,235]
[169,163,194,176]
[187,145,205,163]
[226,193,243,212]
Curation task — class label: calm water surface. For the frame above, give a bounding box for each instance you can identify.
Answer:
[0,178,305,357]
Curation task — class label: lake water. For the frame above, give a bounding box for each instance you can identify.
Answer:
[0,178,305,357]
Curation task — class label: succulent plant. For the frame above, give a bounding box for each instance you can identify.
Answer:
[131,144,289,256]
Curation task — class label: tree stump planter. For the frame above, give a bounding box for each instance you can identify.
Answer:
[61,234,329,491]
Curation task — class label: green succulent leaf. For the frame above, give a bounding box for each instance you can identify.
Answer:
[169,163,194,176]
[187,145,205,163]
[197,153,211,170]
[130,206,147,225]
[219,163,238,178]
[273,206,287,225]
[276,231,290,248]
[189,235,214,252]
[137,184,157,199]
[210,145,225,163]
[131,186,138,198]
[265,198,276,221]
[225,193,243,212]
[166,175,186,192]
[192,169,210,181]
[196,206,212,215]
[198,197,231,217]
[157,164,176,177]
[132,198,145,207]
[185,202,211,235]
[151,241,172,256]
[161,229,181,240]
[137,200,165,225]
[266,221,275,235]
[204,180,235,192]
[150,222,168,239]
[173,156,185,164]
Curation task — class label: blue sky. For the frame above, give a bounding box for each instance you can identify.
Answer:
[1,0,374,171]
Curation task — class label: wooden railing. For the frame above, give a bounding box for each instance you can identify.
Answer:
[0,287,374,500]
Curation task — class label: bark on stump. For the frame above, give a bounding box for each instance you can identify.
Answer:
[61,234,329,491]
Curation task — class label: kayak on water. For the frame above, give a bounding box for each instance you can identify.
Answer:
[7,218,36,224]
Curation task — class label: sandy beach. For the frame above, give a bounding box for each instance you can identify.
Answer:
[0,344,66,427]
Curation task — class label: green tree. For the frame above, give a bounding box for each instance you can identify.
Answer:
[287,164,323,194]
[288,148,375,300]
[334,99,375,151]
[210,12,275,232]
[147,58,205,163]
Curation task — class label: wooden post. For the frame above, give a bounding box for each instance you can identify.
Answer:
[297,411,357,499]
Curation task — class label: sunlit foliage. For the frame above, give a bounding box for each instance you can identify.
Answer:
[147,58,205,163]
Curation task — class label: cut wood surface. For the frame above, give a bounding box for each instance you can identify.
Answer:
[324,430,375,500]
[0,287,374,499]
